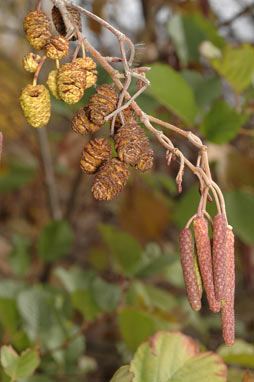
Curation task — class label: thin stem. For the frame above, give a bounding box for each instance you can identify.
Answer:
[33,55,47,86]
[37,127,62,220]
[0,132,2,162]
[35,0,41,11]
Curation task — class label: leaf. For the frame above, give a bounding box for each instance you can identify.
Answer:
[201,100,247,144]
[0,298,19,334]
[129,332,227,382]
[99,224,143,277]
[182,70,222,110]
[54,266,95,292]
[72,290,101,321]
[118,308,180,352]
[0,161,36,194]
[0,346,40,380]
[217,339,254,368]
[225,190,254,245]
[10,235,31,277]
[135,254,175,278]
[37,220,74,262]
[208,43,254,93]
[91,277,121,313]
[146,63,199,125]
[168,13,224,67]
[110,366,134,382]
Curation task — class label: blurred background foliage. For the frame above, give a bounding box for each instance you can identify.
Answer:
[0,0,254,381]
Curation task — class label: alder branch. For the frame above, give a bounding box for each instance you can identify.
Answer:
[50,0,227,222]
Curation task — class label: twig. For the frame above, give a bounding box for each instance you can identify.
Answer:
[37,127,62,220]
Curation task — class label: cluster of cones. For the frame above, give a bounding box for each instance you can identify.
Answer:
[72,84,154,201]
[20,7,97,128]
[179,213,235,346]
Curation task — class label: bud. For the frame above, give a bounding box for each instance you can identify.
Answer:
[213,213,227,301]
[52,5,82,41]
[57,61,86,104]
[47,70,61,99]
[72,107,100,135]
[24,10,51,50]
[80,138,112,174]
[45,35,69,60]
[89,84,118,125]
[222,226,235,346]
[179,228,202,311]
[193,217,221,312]
[91,158,129,200]
[19,84,51,128]
[22,53,41,73]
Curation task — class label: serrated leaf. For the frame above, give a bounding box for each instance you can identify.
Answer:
[217,339,254,368]
[146,63,199,125]
[37,220,74,262]
[99,224,143,277]
[129,332,227,382]
[200,100,248,143]
[225,190,254,245]
[209,43,254,93]
[0,346,40,380]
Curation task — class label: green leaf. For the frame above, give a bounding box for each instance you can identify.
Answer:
[182,70,222,110]
[208,43,254,93]
[37,220,74,262]
[129,332,227,382]
[110,366,134,382]
[201,100,247,143]
[217,339,254,368]
[168,13,224,67]
[225,190,254,245]
[54,266,95,292]
[91,277,121,313]
[0,346,40,380]
[10,235,31,277]
[0,298,19,334]
[0,162,36,194]
[99,224,143,277]
[118,308,180,352]
[72,290,100,321]
[146,63,199,125]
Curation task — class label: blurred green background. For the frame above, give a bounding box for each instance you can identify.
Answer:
[0,0,254,381]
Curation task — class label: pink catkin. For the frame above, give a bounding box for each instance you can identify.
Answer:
[213,213,227,301]
[222,227,235,346]
[193,217,221,313]
[0,132,2,161]
[179,228,202,311]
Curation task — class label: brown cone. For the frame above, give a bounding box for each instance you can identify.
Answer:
[52,5,82,41]
[114,123,149,166]
[91,158,129,200]
[114,106,136,130]
[89,84,118,125]
[80,138,112,174]
[72,107,100,135]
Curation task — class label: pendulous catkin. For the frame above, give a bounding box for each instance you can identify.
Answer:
[193,216,221,313]
[213,213,227,301]
[179,228,202,311]
[222,226,235,346]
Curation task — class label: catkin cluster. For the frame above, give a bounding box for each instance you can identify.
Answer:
[72,84,154,200]
[179,214,235,346]
[20,6,154,200]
